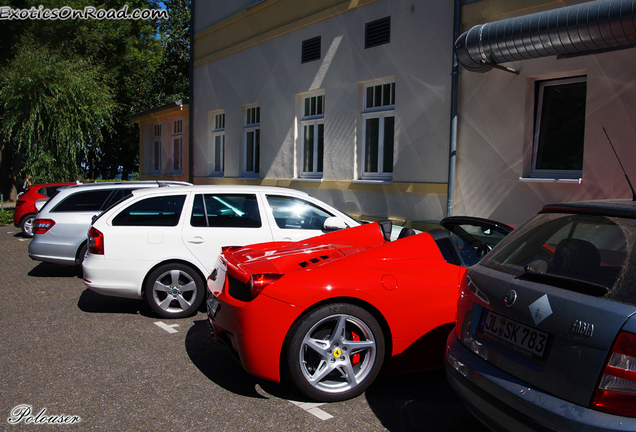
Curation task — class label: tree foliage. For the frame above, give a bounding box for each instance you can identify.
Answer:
[0,44,115,182]
[0,0,190,196]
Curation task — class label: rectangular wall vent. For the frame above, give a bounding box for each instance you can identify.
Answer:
[302,36,321,63]
[365,16,391,49]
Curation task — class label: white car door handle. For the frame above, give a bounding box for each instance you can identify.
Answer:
[187,237,205,244]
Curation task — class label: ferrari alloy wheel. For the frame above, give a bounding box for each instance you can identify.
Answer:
[285,303,385,402]
[145,263,204,319]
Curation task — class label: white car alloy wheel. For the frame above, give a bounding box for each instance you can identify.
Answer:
[145,263,205,319]
[285,303,385,402]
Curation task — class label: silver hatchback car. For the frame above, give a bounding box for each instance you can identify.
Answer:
[446,200,636,431]
[28,181,190,266]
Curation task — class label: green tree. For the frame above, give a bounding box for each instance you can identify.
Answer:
[0,44,115,183]
[0,0,190,197]
[155,0,190,104]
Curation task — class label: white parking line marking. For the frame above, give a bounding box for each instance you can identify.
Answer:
[154,321,179,334]
[289,401,333,420]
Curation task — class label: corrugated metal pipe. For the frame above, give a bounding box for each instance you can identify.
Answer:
[455,0,636,72]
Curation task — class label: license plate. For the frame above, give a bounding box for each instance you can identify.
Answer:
[478,310,548,358]
[207,295,219,318]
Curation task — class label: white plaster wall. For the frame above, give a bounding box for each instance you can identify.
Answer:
[192,0,454,221]
[194,1,254,33]
[454,48,636,227]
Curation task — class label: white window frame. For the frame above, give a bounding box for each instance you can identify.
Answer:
[152,123,161,173]
[530,76,587,180]
[172,119,183,173]
[361,79,395,181]
[300,92,325,179]
[211,112,225,177]
[244,104,260,177]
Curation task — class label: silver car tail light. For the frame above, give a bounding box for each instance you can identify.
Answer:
[33,219,55,234]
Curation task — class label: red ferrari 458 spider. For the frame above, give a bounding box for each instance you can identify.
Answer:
[206,217,512,401]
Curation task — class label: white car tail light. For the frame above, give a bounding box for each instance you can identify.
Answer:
[33,219,55,234]
[591,330,636,417]
[88,227,104,255]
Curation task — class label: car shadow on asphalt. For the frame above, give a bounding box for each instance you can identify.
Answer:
[77,288,152,316]
[28,262,82,278]
[365,370,488,432]
[185,319,310,401]
[184,320,487,430]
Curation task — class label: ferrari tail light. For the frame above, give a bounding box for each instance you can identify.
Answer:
[88,227,104,255]
[249,274,283,299]
[33,219,55,234]
[591,331,636,417]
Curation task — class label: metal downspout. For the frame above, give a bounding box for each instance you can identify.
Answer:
[447,0,461,217]
[188,0,194,184]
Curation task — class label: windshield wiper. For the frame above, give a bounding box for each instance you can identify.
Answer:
[519,268,609,297]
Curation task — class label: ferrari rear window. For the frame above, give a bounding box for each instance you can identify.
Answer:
[481,213,636,306]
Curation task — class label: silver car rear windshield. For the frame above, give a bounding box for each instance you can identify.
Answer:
[480,212,636,306]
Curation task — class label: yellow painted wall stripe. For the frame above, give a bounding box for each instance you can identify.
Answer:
[194,0,378,67]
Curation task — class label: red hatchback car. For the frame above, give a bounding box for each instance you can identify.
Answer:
[13,182,76,237]
[206,217,512,401]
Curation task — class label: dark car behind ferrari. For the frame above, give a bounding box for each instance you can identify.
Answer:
[446,200,636,431]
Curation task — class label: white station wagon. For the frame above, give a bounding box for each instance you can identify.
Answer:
[82,185,359,318]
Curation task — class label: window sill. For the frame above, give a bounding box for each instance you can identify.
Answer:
[292,178,323,182]
[353,179,392,184]
[519,177,582,184]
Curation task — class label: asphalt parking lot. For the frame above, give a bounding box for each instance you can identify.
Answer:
[1,226,489,431]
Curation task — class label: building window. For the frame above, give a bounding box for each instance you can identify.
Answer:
[302,36,321,63]
[172,119,183,173]
[152,124,161,173]
[531,76,587,179]
[300,93,324,179]
[365,16,391,49]
[362,80,395,180]
[244,105,260,176]
[211,112,225,177]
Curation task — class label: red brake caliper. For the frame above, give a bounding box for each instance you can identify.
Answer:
[351,332,360,365]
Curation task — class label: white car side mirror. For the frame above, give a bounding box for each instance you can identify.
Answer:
[322,216,348,231]
[35,198,49,212]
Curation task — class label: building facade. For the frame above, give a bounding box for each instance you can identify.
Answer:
[453,0,636,225]
[191,0,455,222]
[132,100,190,184]
[137,0,636,227]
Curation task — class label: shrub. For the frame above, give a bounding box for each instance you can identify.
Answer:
[0,208,15,225]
